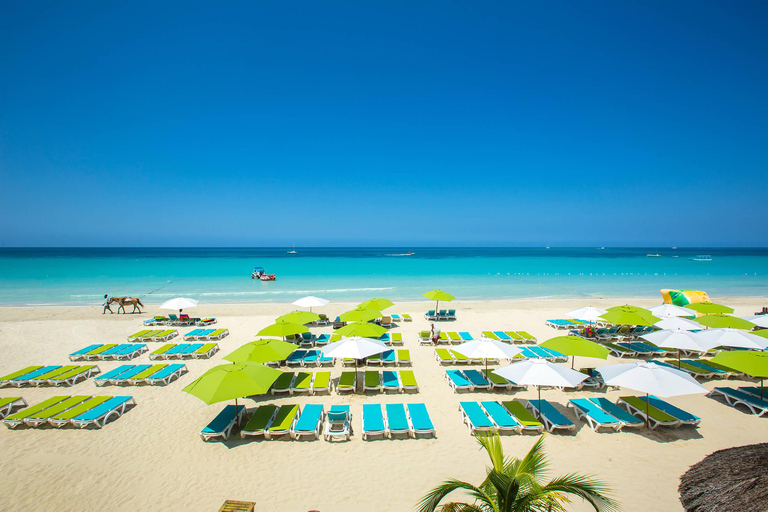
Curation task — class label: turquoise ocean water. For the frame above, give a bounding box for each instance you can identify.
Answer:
[0,248,766,306]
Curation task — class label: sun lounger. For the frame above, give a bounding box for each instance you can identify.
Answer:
[399,370,418,392]
[493,331,513,342]
[200,404,245,441]
[241,405,278,438]
[291,404,324,440]
[640,395,700,426]
[385,403,410,438]
[324,405,351,441]
[286,350,307,367]
[28,365,79,386]
[447,332,463,344]
[94,365,136,386]
[616,342,656,356]
[46,396,111,428]
[437,309,449,321]
[588,398,643,429]
[364,371,382,392]
[184,329,206,340]
[366,352,382,366]
[290,372,312,395]
[520,331,537,343]
[435,348,455,365]
[418,330,432,345]
[192,343,219,359]
[69,344,104,361]
[127,330,153,341]
[402,314,412,322]
[696,360,743,377]
[204,328,229,340]
[683,359,734,378]
[109,344,147,360]
[390,314,402,322]
[499,400,543,433]
[568,398,622,432]
[165,343,198,357]
[482,331,500,340]
[362,403,387,440]
[425,310,437,321]
[604,342,637,358]
[8,365,60,386]
[738,387,768,400]
[451,349,473,364]
[118,364,165,385]
[503,331,525,343]
[0,366,44,387]
[379,316,394,328]
[266,404,300,439]
[48,365,100,386]
[196,317,216,326]
[143,317,164,326]
[336,371,356,393]
[481,401,522,434]
[397,349,411,366]
[271,372,294,395]
[708,387,768,417]
[0,397,26,419]
[459,401,496,435]
[389,332,403,346]
[3,396,69,428]
[302,350,320,367]
[463,369,492,390]
[618,396,680,428]
[382,350,397,366]
[149,344,176,360]
[310,371,331,394]
[144,329,178,342]
[72,396,135,429]
[406,403,435,437]
[662,360,718,379]
[382,370,401,393]
[24,395,91,427]
[526,399,576,433]
[144,364,187,385]
[480,369,525,390]
[446,370,472,392]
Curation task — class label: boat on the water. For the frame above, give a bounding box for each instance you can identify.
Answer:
[287,244,297,255]
[252,266,276,280]
[689,255,713,261]
[647,254,661,257]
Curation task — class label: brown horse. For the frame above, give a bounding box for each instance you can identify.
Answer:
[110,297,144,314]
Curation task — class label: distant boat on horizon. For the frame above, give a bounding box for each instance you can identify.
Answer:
[689,255,713,261]
[287,243,297,255]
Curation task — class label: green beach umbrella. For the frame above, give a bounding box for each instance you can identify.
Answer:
[754,330,768,339]
[256,321,309,338]
[223,339,297,364]
[339,307,382,323]
[710,351,768,399]
[540,335,610,368]
[335,321,387,338]
[694,314,755,330]
[600,305,660,327]
[358,298,395,311]
[276,310,320,325]
[686,302,734,315]
[422,289,455,315]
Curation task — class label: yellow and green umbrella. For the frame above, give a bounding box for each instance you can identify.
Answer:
[710,351,768,398]
[540,335,610,368]
[223,339,297,364]
[335,321,387,338]
[358,298,394,311]
[256,321,308,338]
[695,314,755,330]
[339,307,382,323]
[422,289,455,314]
[276,310,320,325]
[686,302,734,315]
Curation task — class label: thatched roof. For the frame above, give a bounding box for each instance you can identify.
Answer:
[679,443,768,511]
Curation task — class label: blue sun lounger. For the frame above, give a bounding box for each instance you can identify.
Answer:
[708,387,768,416]
[11,366,61,386]
[459,402,496,435]
[445,370,472,392]
[302,350,320,366]
[166,343,193,355]
[493,331,513,341]
[589,397,644,429]
[71,396,135,429]
[110,344,147,360]
[382,350,396,365]
[94,365,135,386]
[183,329,206,340]
[324,405,351,441]
[144,363,187,385]
[481,401,522,434]
[291,404,324,440]
[286,350,307,367]
[406,403,435,437]
[200,404,246,441]
[108,364,152,384]
[463,369,491,390]
[362,403,387,440]
[568,398,622,432]
[642,396,700,426]
[69,344,104,360]
[527,399,576,433]
[385,403,410,437]
[459,332,473,341]
[382,370,401,392]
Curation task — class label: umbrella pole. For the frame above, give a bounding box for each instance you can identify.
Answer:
[678,349,681,368]
[645,393,650,429]
[235,397,240,428]
[538,385,542,416]
[571,356,575,369]
[761,378,764,400]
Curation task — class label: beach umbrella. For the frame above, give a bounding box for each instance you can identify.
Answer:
[422,289,455,315]
[292,295,329,312]
[539,335,610,369]
[182,361,283,426]
[453,338,522,373]
[710,351,768,399]
[654,317,702,331]
[276,310,320,325]
[686,302,734,315]
[256,321,309,338]
[641,329,711,367]
[696,328,768,351]
[493,359,587,414]
[649,304,697,318]
[741,315,768,329]
[596,361,707,427]
[358,298,394,311]
[334,321,387,338]
[321,336,389,391]
[600,305,660,350]
[754,330,768,340]
[565,306,607,324]
[339,307,382,323]
[695,314,755,330]
[160,297,199,312]
[223,339,297,364]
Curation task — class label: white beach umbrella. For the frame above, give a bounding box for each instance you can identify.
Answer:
[641,329,711,366]
[741,315,768,329]
[596,361,708,427]
[649,304,697,318]
[565,306,607,323]
[696,328,768,350]
[493,359,587,412]
[160,297,199,311]
[292,295,329,312]
[654,317,702,331]
[321,336,389,391]
[453,338,522,373]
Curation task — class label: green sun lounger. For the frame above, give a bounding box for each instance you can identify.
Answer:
[0,366,44,386]
[3,396,69,428]
[69,344,104,360]
[481,369,513,390]
[397,349,411,366]
[435,348,455,365]
[48,365,99,386]
[0,397,26,419]
[291,372,312,394]
[193,343,219,358]
[450,350,470,364]
[389,332,403,345]
[337,371,356,393]
[642,395,700,426]
[49,396,113,428]
[366,353,382,365]
[23,395,92,427]
[400,370,418,392]
[618,396,680,429]
[241,405,278,438]
[482,331,500,340]
[28,365,80,385]
[149,344,177,360]
[447,332,462,342]
[271,372,294,395]
[501,400,544,433]
[267,404,299,439]
[504,331,524,342]
[364,371,382,392]
[126,364,168,384]
[310,371,331,394]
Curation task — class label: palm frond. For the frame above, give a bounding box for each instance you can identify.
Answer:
[541,473,620,512]
[416,479,497,512]
[476,432,506,471]
[513,435,550,483]
[437,503,489,512]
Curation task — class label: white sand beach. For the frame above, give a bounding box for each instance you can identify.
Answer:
[0,298,766,512]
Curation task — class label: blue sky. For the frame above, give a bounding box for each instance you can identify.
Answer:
[1,1,766,247]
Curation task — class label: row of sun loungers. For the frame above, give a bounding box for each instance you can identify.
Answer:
[546,318,604,329]
[69,344,148,361]
[446,369,526,392]
[270,371,333,395]
[389,314,412,322]
[144,315,216,326]
[127,329,179,342]
[271,370,419,395]
[418,331,538,346]
[2,395,135,429]
[94,364,187,386]
[285,349,335,367]
[481,331,537,344]
[708,387,768,416]
[0,365,100,387]
[459,400,544,435]
[425,309,456,321]
[617,395,701,429]
[182,328,229,341]
[149,343,220,360]
[603,342,671,358]
[342,349,411,367]
[361,403,435,439]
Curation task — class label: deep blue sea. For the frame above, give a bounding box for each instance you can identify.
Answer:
[0,247,766,306]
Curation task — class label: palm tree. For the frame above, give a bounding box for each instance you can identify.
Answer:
[417,434,619,512]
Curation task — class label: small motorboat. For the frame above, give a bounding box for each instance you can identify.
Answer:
[252,267,276,280]
[647,254,661,257]
[689,255,712,261]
